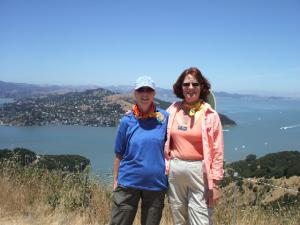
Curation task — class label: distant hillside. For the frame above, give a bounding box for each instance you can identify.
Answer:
[0,80,99,98]
[0,87,236,127]
[0,88,122,126]
[0,81,64,98]
[0,88,173,127]
[104,85,179,102]
[104,85,287,101]
[1,80,286,101]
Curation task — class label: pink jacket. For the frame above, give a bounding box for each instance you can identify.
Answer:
[164,102,224,191]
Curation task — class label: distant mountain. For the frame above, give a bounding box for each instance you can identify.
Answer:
[103,85,288,102]
[215,91,257,99]
[0,81,57,98]
[0,86,236,127]
[104,85,179,102]
[0,87,172,127]
[0,80,286,101]
[103,85,133,93]
[0,80,100,98]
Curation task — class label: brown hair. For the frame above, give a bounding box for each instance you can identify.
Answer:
[173,67,211,101]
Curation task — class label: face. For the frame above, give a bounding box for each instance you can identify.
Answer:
[134,87,155,112]
[182,74,201,104]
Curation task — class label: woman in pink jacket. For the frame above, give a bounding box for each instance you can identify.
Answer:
[164,67,224,225]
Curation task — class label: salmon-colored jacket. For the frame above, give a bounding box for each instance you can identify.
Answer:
[164,102,224,192]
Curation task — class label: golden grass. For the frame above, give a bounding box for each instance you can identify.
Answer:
[103,94,133,112]
[1,162,300,225]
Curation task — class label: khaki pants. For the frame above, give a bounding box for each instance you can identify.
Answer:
[110,186,166,225]
[168,159,212,225]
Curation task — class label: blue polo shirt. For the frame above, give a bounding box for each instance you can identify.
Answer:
[114,108,168,191]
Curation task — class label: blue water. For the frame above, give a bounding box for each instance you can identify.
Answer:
[0,97,300,174]
[218,97,300,159]
[0,125,116,175]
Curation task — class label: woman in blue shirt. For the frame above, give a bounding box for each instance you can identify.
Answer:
[110,76,168,225]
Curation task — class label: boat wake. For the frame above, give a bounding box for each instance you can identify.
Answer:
[280,124,300,130]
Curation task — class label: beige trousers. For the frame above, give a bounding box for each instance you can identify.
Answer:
[168,159,212,225]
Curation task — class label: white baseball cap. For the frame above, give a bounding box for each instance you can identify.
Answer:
[134,76,155,90]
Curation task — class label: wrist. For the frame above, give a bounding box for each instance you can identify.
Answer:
[213,179,220,185]
[213,180,220,189]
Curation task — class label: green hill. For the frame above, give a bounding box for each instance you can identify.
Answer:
[0,148,90,172]
[228,151,300,178]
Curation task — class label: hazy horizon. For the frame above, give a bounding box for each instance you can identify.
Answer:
[1,79,300,99]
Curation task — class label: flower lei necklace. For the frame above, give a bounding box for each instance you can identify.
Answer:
[182,100,205,116]
[132,103,164,123]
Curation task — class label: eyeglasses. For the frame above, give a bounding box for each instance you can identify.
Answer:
[182,82,200,87]
[136,87,154,93]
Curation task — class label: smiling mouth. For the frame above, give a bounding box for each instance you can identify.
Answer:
[186,92,196,96]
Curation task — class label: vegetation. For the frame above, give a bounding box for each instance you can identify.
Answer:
[0,148,90,173]
[0,160,112,225]
[1,149,300,224]
[228,151,300,178]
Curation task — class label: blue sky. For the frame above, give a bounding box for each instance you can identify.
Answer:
[0,0,299,97]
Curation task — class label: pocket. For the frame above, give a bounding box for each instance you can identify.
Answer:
[113,184,127,193]
[112,186,139,209]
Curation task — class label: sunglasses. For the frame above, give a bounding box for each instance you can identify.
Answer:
[136,87,154,93]
[182,82,200,87]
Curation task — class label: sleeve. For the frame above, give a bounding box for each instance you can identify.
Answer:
[211,112,224,181]
[164,104,174,159]
[114,117,128,157]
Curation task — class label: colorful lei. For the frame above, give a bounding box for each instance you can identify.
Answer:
[132,103,164,123]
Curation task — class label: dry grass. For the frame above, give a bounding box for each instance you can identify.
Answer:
[1,162,300,225]
[0,162,111,225]
[103,94,133,112]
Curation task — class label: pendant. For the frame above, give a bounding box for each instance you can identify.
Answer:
[189,109,196,116]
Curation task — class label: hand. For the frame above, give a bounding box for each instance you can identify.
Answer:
[113,180,118,190]
[164,149,171,159]
[207,186,221,208]
[125,110,132,115]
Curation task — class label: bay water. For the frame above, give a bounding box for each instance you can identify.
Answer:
[1,97,300,176]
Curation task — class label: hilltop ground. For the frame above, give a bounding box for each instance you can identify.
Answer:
[1,161,300,225]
